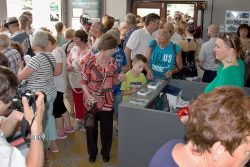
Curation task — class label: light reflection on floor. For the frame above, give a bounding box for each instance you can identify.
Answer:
[44,122,118,167]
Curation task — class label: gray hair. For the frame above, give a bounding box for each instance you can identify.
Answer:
[125,13,136,25]
[106,27,121,44]
[31,30,48,48]
[0,33,10,48]
[164,23,174,31]
[208,24,219,38]
[156,29,170,39]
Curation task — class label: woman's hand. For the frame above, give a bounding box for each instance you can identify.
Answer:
[17,60,24,70]
[179,115,189,124]
[86,94,96,104]
[118,72,126,82]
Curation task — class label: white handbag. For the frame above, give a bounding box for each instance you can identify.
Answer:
[68,71,83,93]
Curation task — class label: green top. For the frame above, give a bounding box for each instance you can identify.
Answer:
[204,59,245,93]
[121,70,147,101]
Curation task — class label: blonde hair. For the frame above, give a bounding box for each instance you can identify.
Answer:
[55,22,64,46]
[64,28,75,40]
[19,15,29,31]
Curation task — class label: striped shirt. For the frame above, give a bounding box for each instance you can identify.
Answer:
[2,48,21,75]
[80,55,118,111]
[26,52,56,96]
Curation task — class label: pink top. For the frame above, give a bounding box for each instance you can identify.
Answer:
[67,45,92,72]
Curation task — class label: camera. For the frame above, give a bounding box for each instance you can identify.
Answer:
[11,80,46,113]
[80,14,92,26]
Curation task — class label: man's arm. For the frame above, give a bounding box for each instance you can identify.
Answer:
[145,47,153,79]
[175,51,183,71]
[198,46,205,70]
[198,61,205,70]
[124,46,132,70]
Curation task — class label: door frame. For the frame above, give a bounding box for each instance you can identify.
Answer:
[131,2,166,18]
[131,1,205,35]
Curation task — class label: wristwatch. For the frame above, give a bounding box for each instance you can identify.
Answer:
[30,132,45,141]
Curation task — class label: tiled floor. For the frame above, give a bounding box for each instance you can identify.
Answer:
[44,123,118,167]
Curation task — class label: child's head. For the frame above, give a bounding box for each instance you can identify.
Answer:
[132,54,147,74]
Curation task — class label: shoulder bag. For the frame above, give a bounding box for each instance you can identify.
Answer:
[42,53,55,72]
[84,68,107,128]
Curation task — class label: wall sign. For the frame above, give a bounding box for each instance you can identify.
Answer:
[225,10,250,33]
[72,0,100,18]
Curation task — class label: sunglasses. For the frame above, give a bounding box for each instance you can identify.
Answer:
[225,34,235,49]
[175,17,181,20]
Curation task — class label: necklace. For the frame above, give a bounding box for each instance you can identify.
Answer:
[225,59,232,64]
[96,57,109,67]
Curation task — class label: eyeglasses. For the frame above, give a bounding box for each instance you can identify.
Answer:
[225,34,235,49]
[175,17,181,20]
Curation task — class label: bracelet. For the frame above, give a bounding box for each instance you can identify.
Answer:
[30,132,45,141]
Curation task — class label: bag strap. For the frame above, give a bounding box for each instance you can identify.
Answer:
[65,40,73,56]
[27,35,35,57]
[42,53,55,72]
[69,60,107,95]
[92,65,107,96]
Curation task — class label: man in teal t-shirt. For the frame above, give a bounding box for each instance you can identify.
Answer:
[146,29,182,80]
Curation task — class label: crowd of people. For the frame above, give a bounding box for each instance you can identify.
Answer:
[0,9,249,166]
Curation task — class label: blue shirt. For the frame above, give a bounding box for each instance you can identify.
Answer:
[149,139,186,167]
[112,47,127,95]
[149,40,181,79]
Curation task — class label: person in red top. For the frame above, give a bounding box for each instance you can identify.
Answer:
[80,33,121,163]
[67,30,92,131]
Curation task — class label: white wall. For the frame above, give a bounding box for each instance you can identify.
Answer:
[212,0,250,30]
[0,0,7,22]
[105,0,127,23]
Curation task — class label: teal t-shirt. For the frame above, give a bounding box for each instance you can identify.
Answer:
[204,59,245,93]
[149,40,180,79]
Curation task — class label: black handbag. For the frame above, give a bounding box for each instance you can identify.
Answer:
[84,66,107,128]
[84,111,95,128]
[84,101,98,128]
[27,38,35,57]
